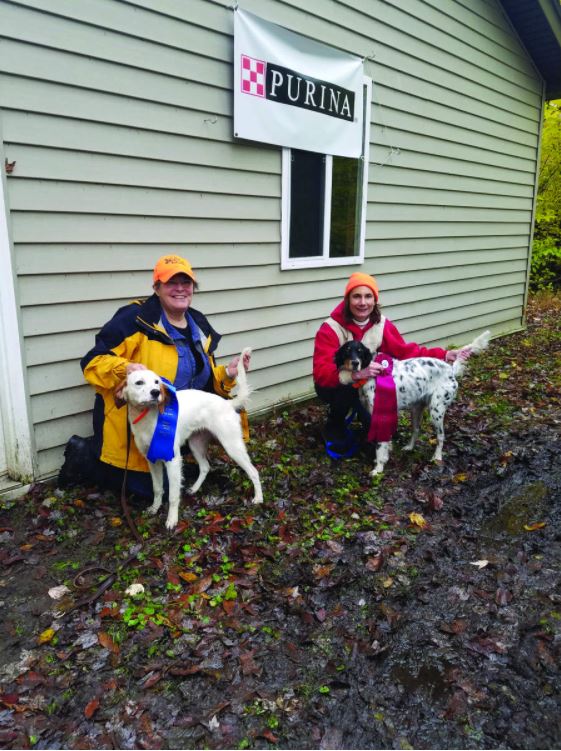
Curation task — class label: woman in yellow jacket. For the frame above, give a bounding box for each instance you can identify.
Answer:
[74,254,249,499]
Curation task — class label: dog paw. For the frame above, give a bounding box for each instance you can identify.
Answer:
[145,503,159,516]
[165,514,178,530]
[370,467,384,477]
[251,497,263,505]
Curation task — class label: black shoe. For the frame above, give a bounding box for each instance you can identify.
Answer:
[323,421,348,443]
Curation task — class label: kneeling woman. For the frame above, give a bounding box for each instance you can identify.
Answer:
[313,272,465,453]
[80,254,249,498]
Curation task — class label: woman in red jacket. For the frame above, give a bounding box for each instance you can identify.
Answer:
[313,272,467,452]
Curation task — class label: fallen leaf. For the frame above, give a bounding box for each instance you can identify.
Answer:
[208,715,220,731]
[439,618,467,635]
[365,554,384,572]
[259,729,279,743]
[191,574,213,593]
[84,698,100,719]
[109,517,122,527]
[240,650,261,676]
[312,563,334,579]
[177,571,197,583]
[524,521,546,531]
[428,493,444,511]
[469,560,489,569]
[495,588,512,606]
[48,585,71,600]
[37,628,55,645]
[452,473,468,484]
[125,583,145,596]
[98,631,120,654]
[408,512,427,528]
[0,693,19,707]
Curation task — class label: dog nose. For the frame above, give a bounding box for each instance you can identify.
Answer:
[150,388,160,399]
[351,359,360,369]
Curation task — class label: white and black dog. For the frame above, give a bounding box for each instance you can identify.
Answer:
[117,348,263,529]
[335,331,490,475]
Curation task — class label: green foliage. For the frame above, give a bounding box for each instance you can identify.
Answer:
[532,100,561,290]
[530,237,561,292]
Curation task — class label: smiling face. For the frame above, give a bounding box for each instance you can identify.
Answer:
[348,285,376,322]
[154,273,194,322]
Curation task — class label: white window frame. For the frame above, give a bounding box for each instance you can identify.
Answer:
[281,76,371,270]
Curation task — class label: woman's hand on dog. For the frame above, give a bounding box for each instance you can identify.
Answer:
[226,350,251,378]
[352,361,385,380]
[445,348,471,363]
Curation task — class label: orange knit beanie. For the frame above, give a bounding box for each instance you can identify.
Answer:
[344,272,379,301]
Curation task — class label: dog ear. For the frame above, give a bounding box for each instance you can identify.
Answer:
[114,379,127,409]
[158,381,170,414]
[334,343,349,369]
[360,343,373,367]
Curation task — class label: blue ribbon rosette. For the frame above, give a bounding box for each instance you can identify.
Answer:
[146,377,179,463]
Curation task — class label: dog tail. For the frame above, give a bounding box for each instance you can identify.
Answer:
[230,347,253,412]
[452,329,491,378]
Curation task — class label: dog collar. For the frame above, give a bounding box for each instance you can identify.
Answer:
[352,378,368,389]
[132,407,150,424]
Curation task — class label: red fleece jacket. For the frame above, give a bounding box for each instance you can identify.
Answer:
[313,301,447,389]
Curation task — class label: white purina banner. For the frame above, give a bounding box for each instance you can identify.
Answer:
[234,7,364,158]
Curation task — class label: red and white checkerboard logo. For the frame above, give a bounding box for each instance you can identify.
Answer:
[241,54,266,98]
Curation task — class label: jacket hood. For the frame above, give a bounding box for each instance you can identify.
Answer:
[330,300,347,325]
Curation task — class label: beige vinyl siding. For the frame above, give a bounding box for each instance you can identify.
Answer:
[0,0,542,478]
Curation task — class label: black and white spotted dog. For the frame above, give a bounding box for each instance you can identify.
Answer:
[335,331,490,475]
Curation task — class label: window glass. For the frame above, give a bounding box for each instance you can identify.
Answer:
[289,150,325,258]
[329,156,361,258]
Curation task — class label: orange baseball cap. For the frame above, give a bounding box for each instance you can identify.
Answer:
[153,254,196,284]
[344,272,379,301]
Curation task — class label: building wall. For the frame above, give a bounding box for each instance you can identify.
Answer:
[0,0,543,477]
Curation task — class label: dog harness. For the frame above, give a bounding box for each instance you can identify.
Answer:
[146,377,180,463]
[367,354,398,443]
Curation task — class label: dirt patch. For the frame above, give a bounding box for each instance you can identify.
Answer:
[1,295,560,749]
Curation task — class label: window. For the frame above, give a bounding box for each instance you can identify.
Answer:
[281,78,371,269]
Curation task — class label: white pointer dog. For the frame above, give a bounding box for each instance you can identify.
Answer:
[118,347,262,529]
[335,331,491,475]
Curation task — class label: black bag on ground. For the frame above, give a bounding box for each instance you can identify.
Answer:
[57,435,100,488]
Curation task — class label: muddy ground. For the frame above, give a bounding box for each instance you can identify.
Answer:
[1,295,560,750]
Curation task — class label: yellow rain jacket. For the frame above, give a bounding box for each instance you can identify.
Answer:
[81,295,247,472]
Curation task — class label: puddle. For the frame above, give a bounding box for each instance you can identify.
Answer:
[391,661,450,700]
[483,481,549,536]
